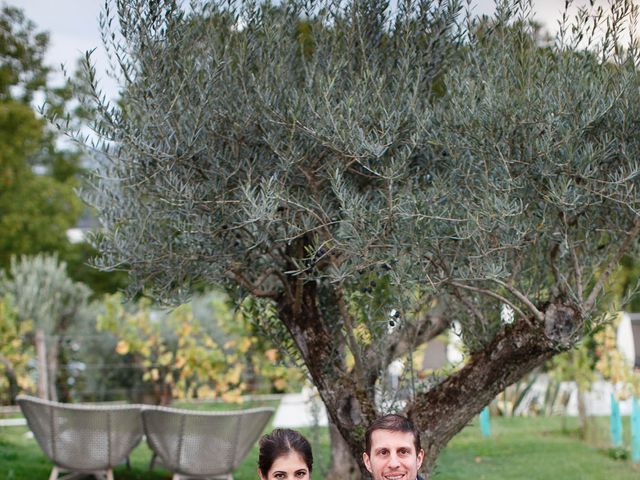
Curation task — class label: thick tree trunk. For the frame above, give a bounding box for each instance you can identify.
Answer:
[326,420,361,479]
[409,306,578,473]
[276,279,376,478]
[277,273,580,479]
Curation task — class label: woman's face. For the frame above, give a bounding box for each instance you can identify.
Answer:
[259,451,311,480]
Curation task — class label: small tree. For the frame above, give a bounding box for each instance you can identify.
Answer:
[66,0,640,475]
[0,254,91,401]
[548,341,597,436]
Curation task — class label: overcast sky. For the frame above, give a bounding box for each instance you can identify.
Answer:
[6,0,586,98]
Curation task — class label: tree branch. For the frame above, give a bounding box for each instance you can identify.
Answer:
[335,284,367,385]
[562,212,584,302]
[489,278,544,322]
[451,287,487,326]
[450,281,529,321]
[569,240,584,301]
[548,240,567,298]
[228,269,280,299]
[408,318,556,472]
[389,311,450,360]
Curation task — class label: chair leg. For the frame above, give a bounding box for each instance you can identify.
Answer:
[89,471,112,480]
[57,471,87,480]
[48,466,59,480]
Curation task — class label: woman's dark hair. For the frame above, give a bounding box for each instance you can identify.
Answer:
[258,428,313,476]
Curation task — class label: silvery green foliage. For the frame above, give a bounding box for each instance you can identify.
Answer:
[71,0,640,351]
[76,0,463,305]
[0,254,91,334]
[424,0,640,347]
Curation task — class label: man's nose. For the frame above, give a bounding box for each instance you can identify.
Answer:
[388,452,401,468]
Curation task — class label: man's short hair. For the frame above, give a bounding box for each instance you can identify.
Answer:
[364,413,422,454]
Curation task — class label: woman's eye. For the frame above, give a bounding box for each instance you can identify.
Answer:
[295,472,307,478]
[274,474,285,479]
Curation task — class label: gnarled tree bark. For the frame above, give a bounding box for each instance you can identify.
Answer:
[278,284,581,477]
[409,307,575,473]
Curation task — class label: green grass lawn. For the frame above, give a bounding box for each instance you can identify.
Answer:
[1,413,639,479]
[432,416,640,479]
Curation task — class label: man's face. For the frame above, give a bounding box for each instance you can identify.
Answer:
[363,429,425,480]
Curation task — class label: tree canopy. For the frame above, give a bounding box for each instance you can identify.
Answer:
[0,5,83,269]
[0,5,130,296]
[69,0,640,475]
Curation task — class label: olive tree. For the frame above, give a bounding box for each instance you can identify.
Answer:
[63,0,640,476]
[0,254,91,402]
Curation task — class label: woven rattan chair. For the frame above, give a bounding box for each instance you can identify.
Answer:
[142,405,274,480]
[17,395,143,480]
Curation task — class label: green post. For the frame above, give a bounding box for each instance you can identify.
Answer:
[610,392,623,448]
[632,396,640,463]
[480,406,491,437]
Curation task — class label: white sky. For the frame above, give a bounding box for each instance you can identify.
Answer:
[5,0,596,98]
[7,0,116,98]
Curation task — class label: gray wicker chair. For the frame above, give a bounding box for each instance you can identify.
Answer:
[17,395,143,480]
[142,405,274,480]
